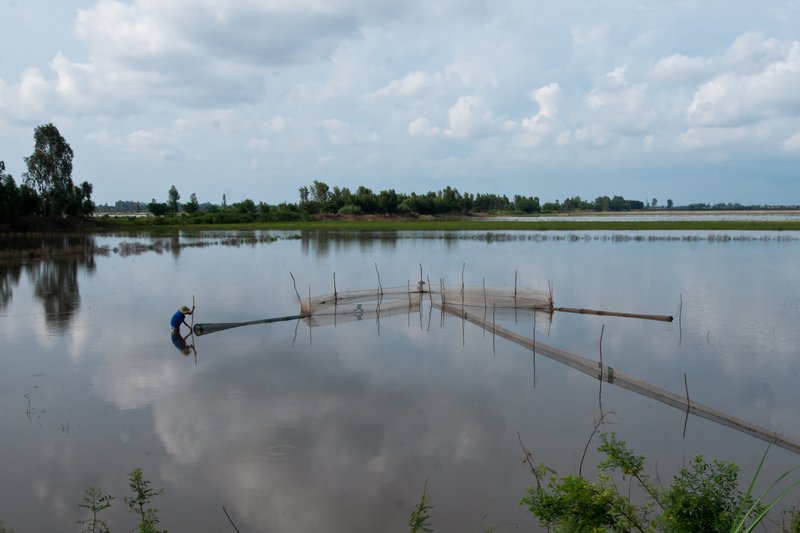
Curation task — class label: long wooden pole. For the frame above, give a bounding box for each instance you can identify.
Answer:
[434,301,800,455]
[548,306,673,322]
[194,313,308,336]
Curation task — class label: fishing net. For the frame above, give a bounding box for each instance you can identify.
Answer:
[299,284,552,317]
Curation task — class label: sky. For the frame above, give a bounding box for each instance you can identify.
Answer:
[1,0,799,206]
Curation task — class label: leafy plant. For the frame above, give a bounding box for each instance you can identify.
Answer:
[521,432,799,533]
[123,468,167,533]
[77,486,114,533]
[409,482,434,533]
[782,507,800,532]
[730,445,800,533]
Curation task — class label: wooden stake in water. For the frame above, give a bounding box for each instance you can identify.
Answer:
[599,324,605,412]
[375,263,383,296]
[532,307,537,388]
[514,270,518,297]
[683,372,690,438]
[290,272,302,302]
[492,301,496,355]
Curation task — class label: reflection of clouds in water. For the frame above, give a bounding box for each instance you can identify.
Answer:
[109,320,526,531]
[6,235,800,531]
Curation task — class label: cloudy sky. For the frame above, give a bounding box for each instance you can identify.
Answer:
[1,0,799,205]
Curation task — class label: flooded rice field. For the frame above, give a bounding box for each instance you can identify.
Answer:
[2,229,800,531]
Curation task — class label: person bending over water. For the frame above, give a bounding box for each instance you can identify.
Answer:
[170,305,194,333]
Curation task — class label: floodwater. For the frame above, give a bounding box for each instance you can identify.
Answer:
[2,230,800,532]
[489,211,800,222]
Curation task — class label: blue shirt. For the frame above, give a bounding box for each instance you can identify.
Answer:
[170,310,187,329]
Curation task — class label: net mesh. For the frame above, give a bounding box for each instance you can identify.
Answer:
[300,284,551,316]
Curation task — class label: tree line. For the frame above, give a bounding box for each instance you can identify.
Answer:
[296,180,669,215]
[134,179,668,223]
[1,123,95,224]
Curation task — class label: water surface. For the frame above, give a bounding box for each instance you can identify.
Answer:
[2,231,800,531]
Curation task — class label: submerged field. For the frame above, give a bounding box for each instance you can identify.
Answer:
[99,214,800,232]
[2,228,800,531]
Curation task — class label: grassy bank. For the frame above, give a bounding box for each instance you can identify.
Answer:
[100,217,800,232]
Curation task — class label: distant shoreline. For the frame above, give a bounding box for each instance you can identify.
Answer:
[5,211,800,234]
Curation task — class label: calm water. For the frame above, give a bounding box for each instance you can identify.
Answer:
[490,212,800,222]
[2,230,800,531]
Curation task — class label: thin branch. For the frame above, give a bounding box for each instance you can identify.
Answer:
[517,433,541,490]
[290,272,301,302]
[223,505,242,533]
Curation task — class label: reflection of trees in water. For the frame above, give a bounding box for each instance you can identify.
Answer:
[170,234,181,259]
[16,235,98,332]
[28,259,82,333]
[0,263,22,309]
[300,231,399,258]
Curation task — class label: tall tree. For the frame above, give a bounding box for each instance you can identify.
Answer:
[184,193,199,214]
[24,123,75,216]
[168,185,180,214]
[0,161,19,221]
[311,180,330,204]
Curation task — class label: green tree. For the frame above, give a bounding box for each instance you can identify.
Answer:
[312,180,330,204]
[593,195,611,211]
[298,186,309,204]
[0,161,20,221]
[124,468,166,533]
[233,198,257,215]
[667,198,674,209]
[520,432,775,533]
[24,123,76,216]
[184,193,199,214]
[67,181,95,217]
[609,195,629,211]
[147,198,168,216]
[168,185,180,214]
[77,486,114,533]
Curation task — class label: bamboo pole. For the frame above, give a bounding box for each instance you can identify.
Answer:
[549,306,673,323]
[434,301,800,455]
[194,313,308,336]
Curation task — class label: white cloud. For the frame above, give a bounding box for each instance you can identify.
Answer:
[650,54,710,83]
[514,83,563,147]
[0,68,52,120]
[127,128,185,161]
[372,70,435,98]
[679,126,750,150]
[528,83,561,122]
[318,119,378,145]
[782,132,800,152]
[687,41,800,127]
[408,117,439,137]
[263,116,288,134]
[443,95,495,138]
[2,1,800,204]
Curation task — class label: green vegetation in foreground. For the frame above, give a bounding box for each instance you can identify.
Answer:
[517,433,800,533]
[408,432,800,533]
[3,437,799,532]
[100,216,800,232]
